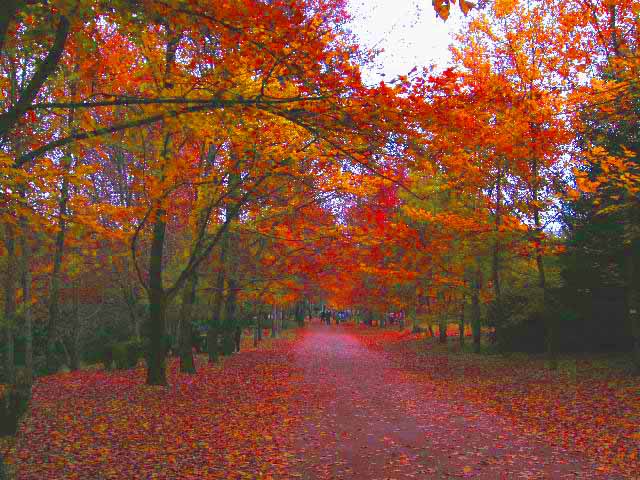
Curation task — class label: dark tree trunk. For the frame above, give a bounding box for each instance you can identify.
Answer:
[295,301,305,327]
[3,223,16,384]
[492,168,503,344]
[439,321,447,343]
[19,215,33,382]
[531,168,555,370]
[146,210,168,386]
[69,276,81,371]
[459,296,465,347]
[271,306,278,338]
[208,239,227,363]
[46,158,71,374]
[179,274,198,374]
[472,266,482,354]
[222,278,238,354]
[438,293,447,344]
[234,326,241,353]
[253,323,259,348]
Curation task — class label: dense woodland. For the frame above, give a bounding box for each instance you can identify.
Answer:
[0,0,639,474]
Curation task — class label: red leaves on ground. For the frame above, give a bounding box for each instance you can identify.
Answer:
[5,326,638,479]
[7,340,311,480]
[363,328,640,478]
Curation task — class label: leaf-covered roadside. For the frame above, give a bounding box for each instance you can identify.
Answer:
[363,328,640,478]
[5,336,311,480]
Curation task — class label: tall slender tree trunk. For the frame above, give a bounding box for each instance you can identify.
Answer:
[47,68,78,373]
[146,209,168,386]
[295,301,305,327]
[459,294,466,348]
[531,158,555,370]
[410,305,417,332]
[19,216,33,382]
[179,274,198,373]
[222,277,238,354]
[438,293,447,344]
[3,223,16,384]
[253,318,259,348]
[46,165,70,373]
[271,306,278,338]
[69,275,81,371]
[472,265,482,354]
[438,318,447,343]
[208,261,225,364]
[492,167,504,349]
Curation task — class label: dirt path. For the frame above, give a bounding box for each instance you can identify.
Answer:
[288,326,618,479]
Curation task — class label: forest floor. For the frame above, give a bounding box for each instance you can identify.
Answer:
[3,324,639,479]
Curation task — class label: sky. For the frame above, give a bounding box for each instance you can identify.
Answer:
[346,0,468,84]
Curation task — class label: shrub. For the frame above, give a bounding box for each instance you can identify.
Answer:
[0,370,32,437]
[127,340,144,367]
[101,344,114,370]
[112,340,143,370]
[221,330,235,356]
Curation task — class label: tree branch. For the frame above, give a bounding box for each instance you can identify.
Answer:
[0,15,70,138]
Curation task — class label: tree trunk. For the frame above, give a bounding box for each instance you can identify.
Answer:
[208,235,229,363]
[439,319,447,343]
[295,301,305,327]
[221,277,238,355]
[46,164,70,374]
[472,266,482,354]
[179,273,198,373]
[69,275,81,371]
[438,293,447,344]
[3,223,16,384]
[532,178,555,370]
[208,270,225,364]
[459,295,465,348]
[492,168,503,344]
[19,217,33,382]
[411,306,417,332]
[253,323,259,348]
[271,306,278,338]
[146,209,168,386]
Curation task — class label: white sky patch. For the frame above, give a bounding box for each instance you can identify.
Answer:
[346,0,467,84]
